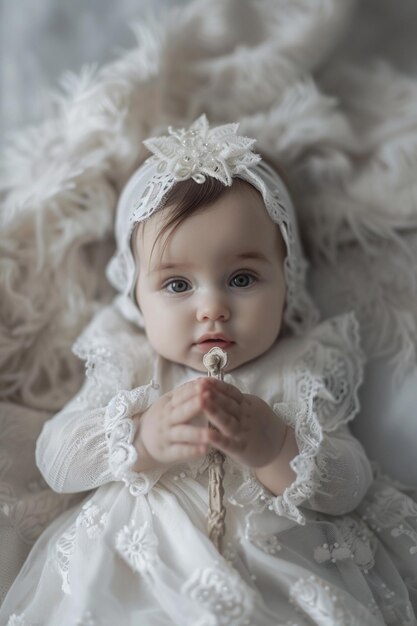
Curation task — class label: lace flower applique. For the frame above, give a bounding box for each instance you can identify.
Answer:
[314,515,376,573]
[75,500,108,540]
[289,575,360,625]
[181,560,255,626]
[143,114,261,185]
[115,519,158,576]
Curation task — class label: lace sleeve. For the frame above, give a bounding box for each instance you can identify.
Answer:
[301,424,373,514]
[230,313,373,524]
[35,305,165,496]
[35,378,164,496]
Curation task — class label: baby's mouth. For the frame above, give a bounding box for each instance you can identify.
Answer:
[194,338,235,351]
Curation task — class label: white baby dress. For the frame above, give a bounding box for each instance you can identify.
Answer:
[1,305,416,626]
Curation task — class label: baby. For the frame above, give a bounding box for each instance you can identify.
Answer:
[1,116,416,626]
[131,174,298,492]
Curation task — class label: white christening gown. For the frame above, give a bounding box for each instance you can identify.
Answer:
[1,306,416,626]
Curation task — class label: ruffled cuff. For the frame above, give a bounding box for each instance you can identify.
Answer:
[229,313,364,525]
[104,382,164,496]
[229,400,319,525]
[269,399,323,524]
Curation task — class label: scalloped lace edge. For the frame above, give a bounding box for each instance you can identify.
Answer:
[231,313,364,525]
[103,382,162,496]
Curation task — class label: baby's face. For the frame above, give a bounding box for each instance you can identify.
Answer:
[134,182,286,372]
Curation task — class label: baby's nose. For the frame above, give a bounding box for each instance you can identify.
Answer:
[196,292,230,322]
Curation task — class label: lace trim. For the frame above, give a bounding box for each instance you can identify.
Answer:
[51,499,109,595]
[304,313,364,431]
[54,522,77,594]
[228,400,318,525]
[270,394,322,525]
[258,171,320,334]
[103,383,160,496]
[275,314,363,521]
[229,314,363,525]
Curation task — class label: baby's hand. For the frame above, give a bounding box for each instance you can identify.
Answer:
[133,378,218,467]
[203,380,286,468]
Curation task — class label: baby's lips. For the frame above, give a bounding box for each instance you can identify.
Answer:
[194,340,235,354]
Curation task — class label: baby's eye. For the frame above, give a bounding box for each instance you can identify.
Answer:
[230,273,257,288]
[164,279,191,294]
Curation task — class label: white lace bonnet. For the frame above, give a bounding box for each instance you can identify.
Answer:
[106,114,318,333]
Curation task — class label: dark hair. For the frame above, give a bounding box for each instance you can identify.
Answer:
[148,177,253,264]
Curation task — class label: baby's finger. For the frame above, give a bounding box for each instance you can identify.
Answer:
[203,389,241,424]
[168,443,208,460]
[208,429,245,454]
[169,394,206,426]
[169,424,209,444]
[205,378,244,405]
[169,377,208,409]
[205,402,240,437]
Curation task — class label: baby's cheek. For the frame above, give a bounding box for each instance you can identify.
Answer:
[148,310,180,358]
